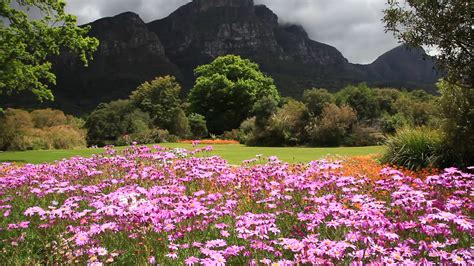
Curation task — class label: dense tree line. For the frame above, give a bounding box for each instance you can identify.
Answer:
[236,84,439,147]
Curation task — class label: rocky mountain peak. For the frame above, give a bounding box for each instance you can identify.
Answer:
[3,1,438,114]
[192,0,254,11]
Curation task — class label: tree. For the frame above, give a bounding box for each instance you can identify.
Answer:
[188,55,280,134]
[130,76,183,129]
[0,0,99,106]
[85,100,150,146]
[168,107,190,138]
[251,96,279,128]
[306,104,357,147]
[188,113,208,139]
[336,83,380,121]
[383,0,472,87]
[264,100,310,146]
[302,88,335,117]
[438,80,474,166]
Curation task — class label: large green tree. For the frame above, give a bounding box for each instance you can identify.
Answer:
[130,76,183,130]
[0,0,99,106]
[383,0,472,87]
[188,55,280,134]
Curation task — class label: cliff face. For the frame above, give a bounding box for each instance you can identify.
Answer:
[147,0,360,94]
[1,0,440,114]
[49,12,181,113]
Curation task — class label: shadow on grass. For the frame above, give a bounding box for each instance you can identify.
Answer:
[0,160,27,163]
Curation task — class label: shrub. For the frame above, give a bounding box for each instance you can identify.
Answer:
[168,108,190,138]
[438,80,474,167]
[381,113,412,133]
[302,88,335,116]
[306,104,357,147]
[0,108,86,151]
[188,113,208,139]
[346,125,384,146]
[381,127,444,170]
[85,100,151,146]
[263,100,310,146]
[116,129,178,146]
[336,83,380,121]
[221,129,240,141]
[130,76,183,129]
[30,108,68,128]
[237,117,257,145]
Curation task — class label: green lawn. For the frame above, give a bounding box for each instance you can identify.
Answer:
[0,143,383,165]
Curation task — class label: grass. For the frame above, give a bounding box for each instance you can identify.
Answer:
[0,143,383,165]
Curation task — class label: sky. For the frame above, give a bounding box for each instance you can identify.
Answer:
[64,0,401,64]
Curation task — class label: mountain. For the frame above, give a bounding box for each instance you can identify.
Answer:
[1,0,440,114]
[362,45,440,91]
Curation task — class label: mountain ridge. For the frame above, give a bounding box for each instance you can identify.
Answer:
[1,1,440,114]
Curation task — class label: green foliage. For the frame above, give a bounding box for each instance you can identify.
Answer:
[0,108,86,151]
[302,88,335,116]
[0,0,99,102]
[168,107,190,138]
[251,96,280,128]
[336,83,380,121]
[265,100,309,146]
[30,108,68,128]
[85,100,151,146]
[383,0,472,87]
[346,125,385,147]
[130,76,183,129]
[381,113,412,133]
[437,80,474,167]
[237,117,257,145]
[394,93,437,127]
[116,129,178,146]
[188,55,280,133]
[381,127,444,170]
[374,88,402,115]
[306,104,357,147]
[188,113,208,139]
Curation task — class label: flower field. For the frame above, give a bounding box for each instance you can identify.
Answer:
[0,145,472,265]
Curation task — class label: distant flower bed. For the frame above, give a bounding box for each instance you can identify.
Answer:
[0,145,472,265]
[178,139,240,145]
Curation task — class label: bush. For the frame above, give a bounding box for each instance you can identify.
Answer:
[188,113,208,139]
[221,129,240,141]
[381,127,444,170]
[237,117,257,145]
[85,100,151,146]
[306,104,357,147]
[0,108,86,151]
[168,108,190,138]
[302,88,335,116]
[116,129,178,146]
[263,100,310,146]
[336,83,380,121]
[30,108,68,128]
[130,76,183,130]
[437,80,474,167]
[381,113,412,133]
[345,125,384,146]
